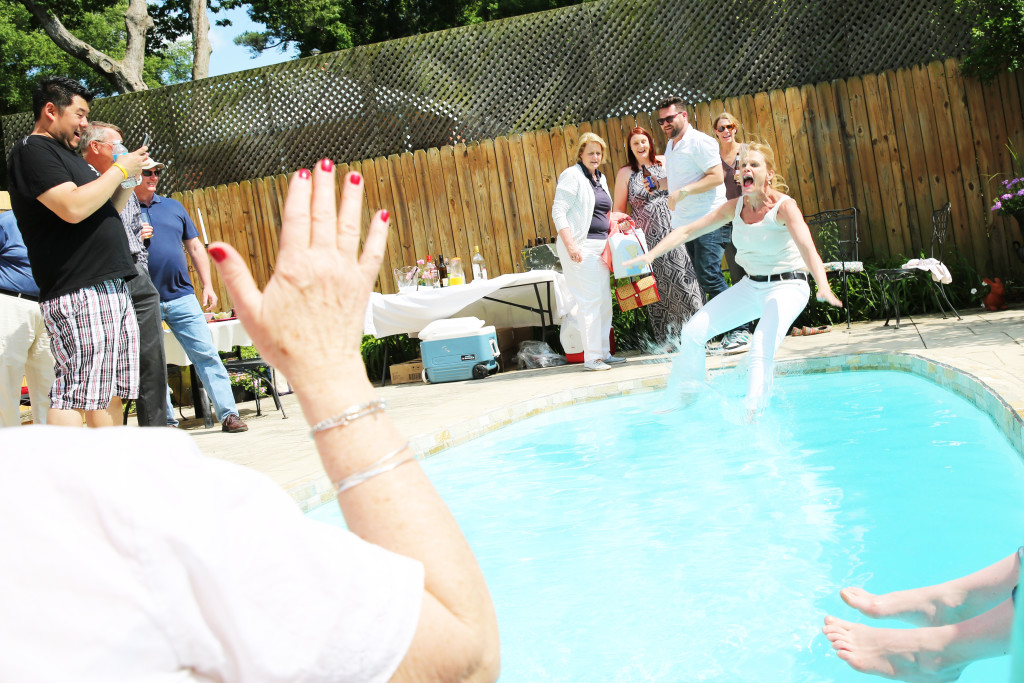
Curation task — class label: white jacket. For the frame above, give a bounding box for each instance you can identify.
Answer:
[551,163,611,246]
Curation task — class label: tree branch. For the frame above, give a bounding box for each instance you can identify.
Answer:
[19,0,151,93]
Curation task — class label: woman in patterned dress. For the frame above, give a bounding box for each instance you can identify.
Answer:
[613,126,704,347]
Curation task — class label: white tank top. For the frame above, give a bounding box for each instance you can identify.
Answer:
[732,195,807,276]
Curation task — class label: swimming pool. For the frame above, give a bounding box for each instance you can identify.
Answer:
[309,368,1024,682]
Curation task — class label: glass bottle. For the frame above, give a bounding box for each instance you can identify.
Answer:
[112,143,140,189]
[472,245,488,281]
[641,165,657,191]
[448,257,466,285]
[424,254,439,288]
[436,254,447,287]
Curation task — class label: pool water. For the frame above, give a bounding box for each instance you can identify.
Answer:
[309,369,1024,682]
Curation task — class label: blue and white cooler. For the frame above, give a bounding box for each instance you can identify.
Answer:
[419,317,500,383]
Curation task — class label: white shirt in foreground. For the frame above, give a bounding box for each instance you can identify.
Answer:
[0,426,423,683]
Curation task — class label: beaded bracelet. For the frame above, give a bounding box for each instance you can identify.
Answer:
[112,162,129,180]
[334,441,415,494]
[309,399,385,437]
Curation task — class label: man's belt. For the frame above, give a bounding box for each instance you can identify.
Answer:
[0,288,39,302]
[747,271,809,283]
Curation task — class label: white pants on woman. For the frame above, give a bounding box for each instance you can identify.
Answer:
[673,276,809,412]
[557,237,612,363]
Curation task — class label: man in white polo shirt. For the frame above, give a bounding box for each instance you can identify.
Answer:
[656,97,749,354]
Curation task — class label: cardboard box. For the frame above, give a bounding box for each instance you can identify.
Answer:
[496,327,517,372]
[389,359,424,384]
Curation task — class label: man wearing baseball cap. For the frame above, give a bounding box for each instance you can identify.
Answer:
[136,157,247,433]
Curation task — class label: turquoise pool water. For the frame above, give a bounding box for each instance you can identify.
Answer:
[308,369,1024,682]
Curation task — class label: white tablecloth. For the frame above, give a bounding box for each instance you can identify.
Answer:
[163,319,253,366]
[363,270,575,339]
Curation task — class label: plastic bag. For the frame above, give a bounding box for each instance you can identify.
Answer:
[516,340,567,369]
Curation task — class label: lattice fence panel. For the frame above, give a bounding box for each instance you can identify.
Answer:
[3,0,969,194]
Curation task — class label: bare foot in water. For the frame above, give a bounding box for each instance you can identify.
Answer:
[841,586,967,627]
[822,616,966,682]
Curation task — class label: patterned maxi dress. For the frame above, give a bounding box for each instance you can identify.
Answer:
[627,164,705,344]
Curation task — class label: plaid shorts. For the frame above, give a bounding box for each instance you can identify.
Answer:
[41,279,140,411]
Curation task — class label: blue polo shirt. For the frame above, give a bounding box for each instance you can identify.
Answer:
[139,194,200,302]
[0,211,40,296]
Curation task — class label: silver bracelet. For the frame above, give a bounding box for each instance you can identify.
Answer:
[309,399,386,437]
[334,442,415,494]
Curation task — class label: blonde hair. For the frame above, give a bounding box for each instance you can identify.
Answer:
[576,132,607,160]
[739,141,790,193]
[711,111,742,141]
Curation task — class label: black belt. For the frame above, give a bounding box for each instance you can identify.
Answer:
[748,271,809,283]
[0,288,39,302]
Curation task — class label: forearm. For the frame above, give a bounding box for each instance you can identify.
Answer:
[557,226,574,247]
[40,170,124,224]
[649,203,732,260]
[798,242,832,292]
[110,184,134,213]
[304,373,498,681]
[187,242,215,290]
[679,167,725,197]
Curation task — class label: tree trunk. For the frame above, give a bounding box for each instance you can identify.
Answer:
[191,0,212,80]
[19,0,152,94]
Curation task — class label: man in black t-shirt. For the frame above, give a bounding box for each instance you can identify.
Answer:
[6,76,150,427]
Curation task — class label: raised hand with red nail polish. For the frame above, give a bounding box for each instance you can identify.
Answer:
[205,163,500,683]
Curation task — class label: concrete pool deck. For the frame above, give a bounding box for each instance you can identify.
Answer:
[183,305,1024,510]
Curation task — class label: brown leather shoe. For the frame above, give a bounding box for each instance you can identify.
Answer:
[221,414,248,433]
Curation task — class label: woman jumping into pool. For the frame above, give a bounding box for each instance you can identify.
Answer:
[623,141,842,415]
[823,547,1021,681]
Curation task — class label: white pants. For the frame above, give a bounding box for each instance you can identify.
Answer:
[557,237,612,363]
[674,276,809,411]
[0,295,55,426]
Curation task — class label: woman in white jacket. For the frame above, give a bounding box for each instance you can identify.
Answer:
[552,132,625,371]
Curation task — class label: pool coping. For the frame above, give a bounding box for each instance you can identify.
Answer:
[287,351,1024,512]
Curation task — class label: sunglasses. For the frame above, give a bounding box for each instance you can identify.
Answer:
[656,112,681,126]
[716,124,737,132]
[142,169,161,177]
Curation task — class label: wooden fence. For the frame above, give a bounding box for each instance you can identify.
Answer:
[172,57,1024,306]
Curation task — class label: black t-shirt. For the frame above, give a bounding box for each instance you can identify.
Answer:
[6,135,135,301]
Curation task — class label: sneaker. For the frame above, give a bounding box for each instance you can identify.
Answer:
[603,355,627,365]
[721,330,751,355]
[221,414,249,433]
[583,359,611,371]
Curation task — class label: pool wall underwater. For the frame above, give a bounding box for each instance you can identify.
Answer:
[290,352,1024,512]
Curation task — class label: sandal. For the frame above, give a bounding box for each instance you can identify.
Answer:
[791,325,832,336]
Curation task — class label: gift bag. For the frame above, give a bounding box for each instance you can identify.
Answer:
[615,275,660,311]
[608,224,653,279]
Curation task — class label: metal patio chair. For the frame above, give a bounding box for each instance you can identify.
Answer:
[804,207,863,328]
[873,203,961,329]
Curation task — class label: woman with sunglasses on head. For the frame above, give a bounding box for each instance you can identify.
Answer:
[613,127,703,347]
[624,142,842,418]
[711,111,754,348]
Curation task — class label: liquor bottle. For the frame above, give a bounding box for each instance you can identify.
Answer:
[436,254,447,287]
[472,245,488,281]
[641,165,657,191]
[448,257,466,285]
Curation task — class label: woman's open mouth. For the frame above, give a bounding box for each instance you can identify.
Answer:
[742,172,754,189]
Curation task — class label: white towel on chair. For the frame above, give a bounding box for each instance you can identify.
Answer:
[901,258,952,284]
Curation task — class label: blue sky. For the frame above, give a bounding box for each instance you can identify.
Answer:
[207,6,293,77]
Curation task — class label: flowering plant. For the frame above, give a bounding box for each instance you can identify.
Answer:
[990,177,1024,216]
[969,280,990,307]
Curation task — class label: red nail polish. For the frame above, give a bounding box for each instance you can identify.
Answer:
[320,158,334,172]
[380,210,390,222]
[298,168,311,180]
[208,245,226,262]
[349,173,362,186]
